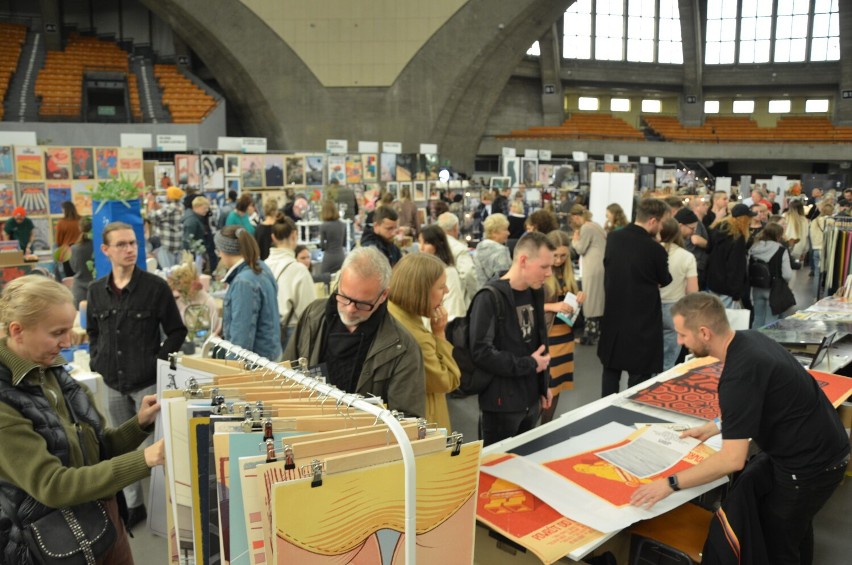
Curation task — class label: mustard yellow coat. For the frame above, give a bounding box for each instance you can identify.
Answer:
[388,301,460,430]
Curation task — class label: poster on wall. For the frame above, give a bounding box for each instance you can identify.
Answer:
[418,154,439,180]
[71,147,95,180]
[327,155,346,185]
[240,155,263,188]
[285,156,305,186]
[95,148,119,179]
[45,147,71,180]
[175,154,200,187]
[521,158,538,186]
[72,180,95,215]
[380,153,396,182]
[305,155,324,186]
[226,178,240,193]
[345,155,362,184]
[14,146,43,181]
[413,181,427,202]
[117,147,144,187]
[0,146,13,180]
[225,155,240,177]
[395,154,415,182]
[0,183,15,215]
[15,182,48,215]
[502,157,520,188]
[200,154,225,189]
[538,164,554,187]
[47,183,72,215]
[264,155,284,187]
[154,165,176,190]
[362,154,377,182]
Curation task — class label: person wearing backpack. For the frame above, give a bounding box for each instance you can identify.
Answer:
[469,232,554,446]
[748,222,792,329]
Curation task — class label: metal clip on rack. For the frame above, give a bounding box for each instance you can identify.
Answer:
[203,336,420,564]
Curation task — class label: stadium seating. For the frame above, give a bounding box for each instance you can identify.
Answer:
[154,64,217,123]
[499,113,645,141]
[0,22,27,121]
[645,114,852,143]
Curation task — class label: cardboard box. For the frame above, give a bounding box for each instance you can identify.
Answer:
[0,251,24,266]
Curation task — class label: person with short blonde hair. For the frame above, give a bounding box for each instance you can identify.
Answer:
[388,253,460,430]
[184,195,217,270]
[476,213,511,285]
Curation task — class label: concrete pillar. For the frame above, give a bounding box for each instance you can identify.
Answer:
[836,2,852,125]
[38,0,62,51]
[539,23,565,126]
[678,0,703,126]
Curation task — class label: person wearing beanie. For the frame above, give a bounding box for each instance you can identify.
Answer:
[147,186,185,268]
[4,207,34,254]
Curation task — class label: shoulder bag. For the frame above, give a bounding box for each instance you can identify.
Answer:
[769,247,796,315]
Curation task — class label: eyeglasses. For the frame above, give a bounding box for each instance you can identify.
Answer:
[109,240,138,250]
[335,289,384,312]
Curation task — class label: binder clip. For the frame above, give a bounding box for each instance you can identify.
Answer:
[283,444,296,480]
[262,419,274,441]
[183,377,204,399]
[168,352,178,371]
[417,419,428,440]
[447,432,463,456]
[308,459,324,488]
[264,438,277,463]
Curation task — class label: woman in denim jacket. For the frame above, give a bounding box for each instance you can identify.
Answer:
[215,226,282,361]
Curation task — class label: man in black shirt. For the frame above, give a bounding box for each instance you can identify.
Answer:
[359,206,402,267]
[469,232,554,446]
[632,293,849,565]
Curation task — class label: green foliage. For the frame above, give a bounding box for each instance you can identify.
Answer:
[89,174,144,202]
[185,234,206,257]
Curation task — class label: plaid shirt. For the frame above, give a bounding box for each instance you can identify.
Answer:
[149,202,183,253]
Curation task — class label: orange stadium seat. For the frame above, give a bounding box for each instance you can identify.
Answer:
[154,63,218,123]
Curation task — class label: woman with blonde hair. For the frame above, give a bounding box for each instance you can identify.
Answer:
[568,204,606,345]
[418,224,466,320]
[783,199,810,262]
[387,253,460,430]
[604,203,628,233]
[658,219,698,370]
[0,275,164,563]
[319,199,346,275]
[706,203,754,307]
[541,230,585,424]
[69,216,94,308]
[475,213,512,285]
[216,225,281,360]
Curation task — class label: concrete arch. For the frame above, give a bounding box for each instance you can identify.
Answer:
[142,0,574,170]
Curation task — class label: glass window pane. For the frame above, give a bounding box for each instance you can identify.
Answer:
[791,15,809,37]
[527,41,540,57]
[811,37,828,60]
[741,19,756,41]
[705,43,721,65]
[756,17,772,39]
[611,98,631,112]
[768,100,791,113]
[777,0,793,15]
[578,97,599,111]
[707,0,722,19]
[642,99,662,113]
[776,15,792,39]
[789,37,806,61]
[740,42,755,63]
[721,23,737,41]
[814,0,831,11]
[805,99,829,113]
[596,37,623,60]
[793,0,809,14]
[827,37,840,60]
[733,100,755,114]
[813,13,830,34]
[658,41,683,64]
[829,13,839,35]
[754,39,771,62]
[721,0,738,17]
[707,20,722,42]
[720,41,736,63]
[705,100,720,114]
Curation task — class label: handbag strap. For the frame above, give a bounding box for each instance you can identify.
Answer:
[63,391,90,467]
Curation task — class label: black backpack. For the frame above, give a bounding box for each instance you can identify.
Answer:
[445,284,504,396]
[748,255,772,289]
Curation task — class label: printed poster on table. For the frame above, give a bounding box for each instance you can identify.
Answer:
[44,147,71,180]
[14,146,43,181]
[0,146,13,180]
[71,147,95,180]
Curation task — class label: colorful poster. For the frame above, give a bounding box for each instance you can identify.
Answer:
[226,154,240,177]
[14,146,43,181]
[380,153,396,182]
[154,165,176,190]
[362,154,377,182]
[539,164,554,186]
[117,147,142,175]
[808,370,852,407]
[240,155,263,188]
[327,155,345,185]
[0,183,15,216]
[72,180,95,215]
[0,146,13,180]
[285,156,305,186]
[95,148,119,179]
[175,154,200,187]
[46,183,73,215]
[30,217,51,251]
[71,147,95,180]
[200,154,225,189]
[395,154,415,182]
[345,155,362,184]
[420,153,439,180]
[15,182,48,215]
[44,147,71,180]
[305,155,324,186]
[264,155,284,187]
[413,181,426,202]
[522,159,538,186]
[227,178,241,193]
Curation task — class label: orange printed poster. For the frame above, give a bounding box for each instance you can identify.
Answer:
[478,454,605,564]
[45,147,72,180]
[808,370,852,407]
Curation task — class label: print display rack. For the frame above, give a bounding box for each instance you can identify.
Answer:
[202,336,420,564]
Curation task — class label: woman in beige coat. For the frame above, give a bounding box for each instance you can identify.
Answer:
[569,204,607,345]
[387,253,460,430]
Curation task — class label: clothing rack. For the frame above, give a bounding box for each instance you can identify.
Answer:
[201,336,420,564]
[819,217,852,297]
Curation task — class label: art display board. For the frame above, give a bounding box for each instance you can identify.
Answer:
[589,172,634,229]
[715,176,732,195]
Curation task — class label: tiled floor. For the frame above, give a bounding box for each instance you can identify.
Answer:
[131,264,851,564]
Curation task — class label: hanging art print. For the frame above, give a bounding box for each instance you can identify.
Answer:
[225,154,240,177]
[45,147,71,180]
[362,154,377,182]
[305,155,324,186]
[0,146,13,180]
[380,153,396,182]
[264,155,284,187]
[395,154,415,182]
[71,147,95,179]
[47,183,73,215]
[175,154,200,187]
[327,155,346,185]
[95,148,119,179]
[0,183,15,216]
[285,156,306,185]
[15,182,48,215]
[240,155,263,188]
[72,180,95,215]
[200,155,225,189]
[14,146,43,181]
[345,155,362,184]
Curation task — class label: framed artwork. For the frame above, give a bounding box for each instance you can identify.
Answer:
[399,181,412,200]
[71,147,95,180]
[521,158,538,186]
[285,155,306,185]
[240,155,263,188]
[72,181,94,215]
[428,181,440,200]
[345,155,362,184]
[538,164,554,187]
[117,147,143,177]
[154,164,176,189]
[175,154,200,187]
[0,146,13,180]
[413,181,426,202]
[264,155,284,187]
[386,181,399,198]
[95,148,119,180]
[47,183,72,215]
[362,154,377,182]
[203,190,225,209]
[14,146,43,181]
[0,183,15,215]
[15,182,48,215]
[422,154,439,180]
[395,154,415,182]
[225,155,240,177]
[200,154,225,189]
[45,147,71,180]
[327,155,346,185]
[305,155,324,186]
[502,157,520,187]
[227,178,241,192]
[380,153,396,182]
[490,176,511,189]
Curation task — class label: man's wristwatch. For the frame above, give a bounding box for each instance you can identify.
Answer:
[667,474,681,492]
